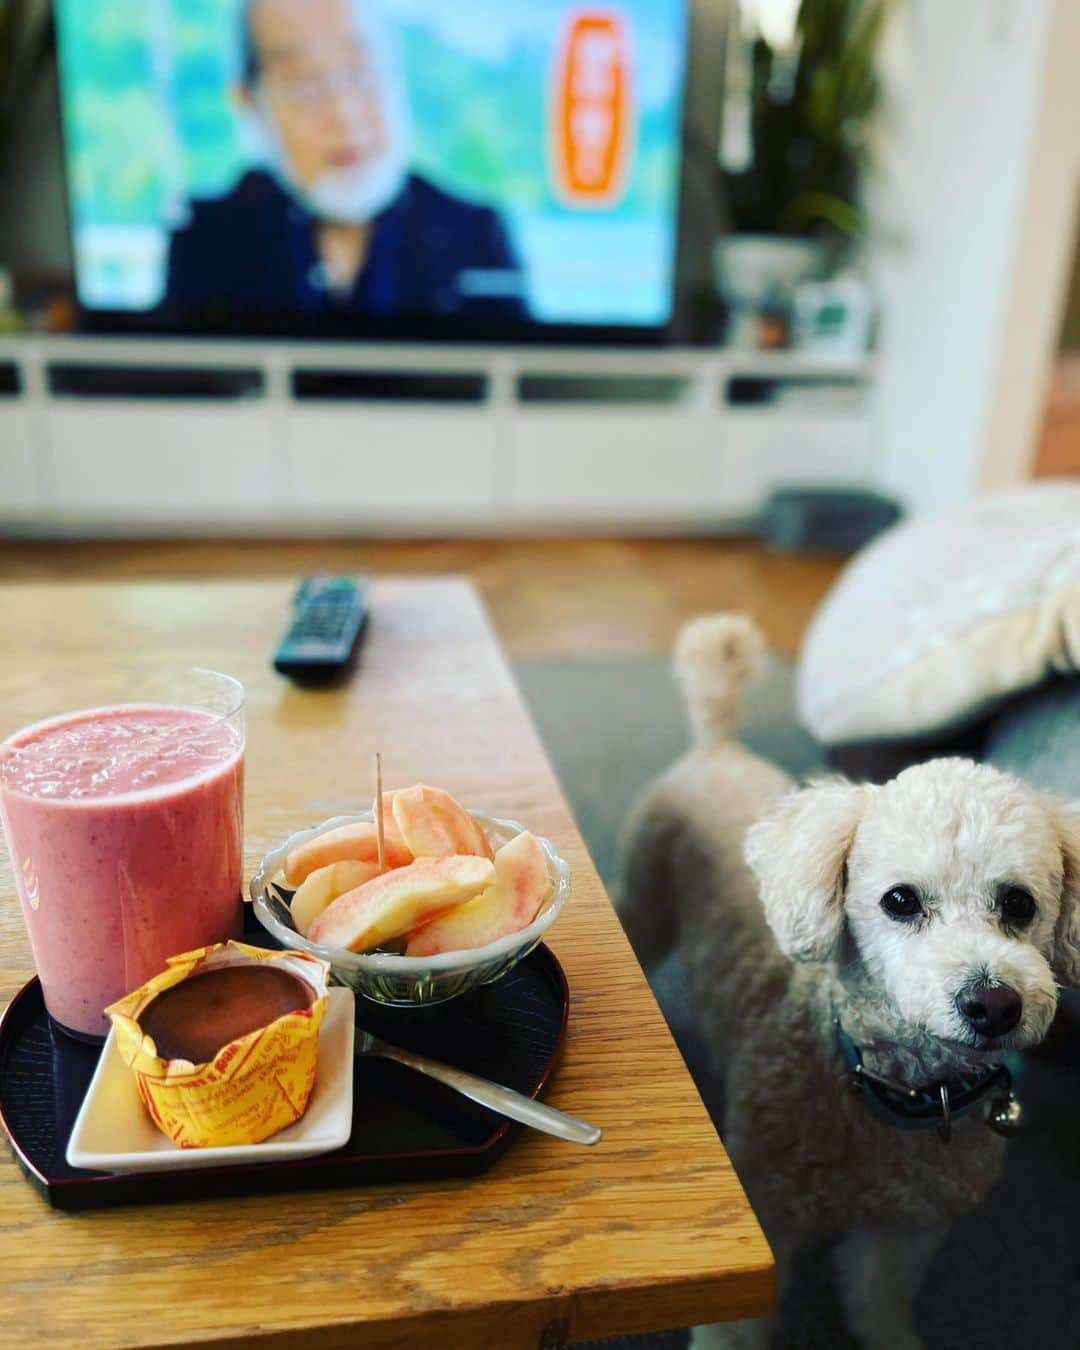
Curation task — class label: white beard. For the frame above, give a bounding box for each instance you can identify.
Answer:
[290,151,407,225]
[242,99,408,226]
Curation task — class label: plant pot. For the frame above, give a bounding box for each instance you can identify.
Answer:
[713,233,825,346]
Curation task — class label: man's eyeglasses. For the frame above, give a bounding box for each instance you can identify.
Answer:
[262,64,380,109]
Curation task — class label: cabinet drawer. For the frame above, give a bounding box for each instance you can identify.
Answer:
[287,408,498,520]
[46,405,275,519]
[0,406,40,514]
[511,411,710,519]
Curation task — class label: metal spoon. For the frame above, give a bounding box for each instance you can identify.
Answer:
[356,1030,602,1146]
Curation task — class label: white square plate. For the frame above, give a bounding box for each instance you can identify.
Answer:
[66,986,355,1173]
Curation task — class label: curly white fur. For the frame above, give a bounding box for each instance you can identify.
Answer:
[618,613,1080,1350]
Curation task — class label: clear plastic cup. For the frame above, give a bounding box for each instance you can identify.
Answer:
[0,669,245,1040]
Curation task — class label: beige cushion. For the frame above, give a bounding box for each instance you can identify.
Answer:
[797,481,1080,745]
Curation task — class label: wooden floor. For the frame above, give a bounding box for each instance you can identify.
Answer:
[0,536,845,659]
[1035,354,1080,478]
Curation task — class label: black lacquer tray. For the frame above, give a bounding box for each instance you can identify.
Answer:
[0,912,568,1210]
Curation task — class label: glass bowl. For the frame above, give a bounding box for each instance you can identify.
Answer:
[249,809,571,1006]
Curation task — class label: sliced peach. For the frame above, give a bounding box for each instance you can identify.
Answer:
[375,791,404,857]
[391,783,492,860]
[290,859,380,937]
[380,790,397,820]
[284,820,412,885]
[308,854,496,953]
[406,831,551,957]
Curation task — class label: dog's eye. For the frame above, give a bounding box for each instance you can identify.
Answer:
[1001,887,1036,924]
[881,885,922,920]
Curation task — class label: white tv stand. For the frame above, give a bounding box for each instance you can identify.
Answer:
[0,335,875,534]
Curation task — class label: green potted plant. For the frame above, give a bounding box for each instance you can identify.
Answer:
[715,0,894,343]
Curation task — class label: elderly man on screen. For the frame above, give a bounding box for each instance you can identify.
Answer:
[163,0,526,321]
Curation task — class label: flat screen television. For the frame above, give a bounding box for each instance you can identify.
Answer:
[54,0,690,342]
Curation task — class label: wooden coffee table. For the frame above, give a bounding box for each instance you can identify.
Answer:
[0,577,772,1349]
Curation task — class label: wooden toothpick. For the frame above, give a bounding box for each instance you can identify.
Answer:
[373,751,386,874]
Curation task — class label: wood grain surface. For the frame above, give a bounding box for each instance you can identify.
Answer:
[0,536,845,660]
[0,578,773,1349]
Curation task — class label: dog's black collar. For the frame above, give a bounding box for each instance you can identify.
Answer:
[834,1017,1013,1143]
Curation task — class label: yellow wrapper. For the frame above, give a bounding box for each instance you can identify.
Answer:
[106,941,330,1149]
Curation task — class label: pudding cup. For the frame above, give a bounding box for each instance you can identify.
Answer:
[106,940,330,1148]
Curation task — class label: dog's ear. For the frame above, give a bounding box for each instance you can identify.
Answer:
[744,778,869,962]
[1051,804,1080,987]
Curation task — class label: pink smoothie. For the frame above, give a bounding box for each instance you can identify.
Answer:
[0,704,244,1037]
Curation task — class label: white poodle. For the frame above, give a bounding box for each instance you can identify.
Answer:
[619,614,1080,1350]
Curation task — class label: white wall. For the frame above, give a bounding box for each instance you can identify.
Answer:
[869,0,1080,511]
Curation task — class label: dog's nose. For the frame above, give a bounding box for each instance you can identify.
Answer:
[957,983,1022,1038]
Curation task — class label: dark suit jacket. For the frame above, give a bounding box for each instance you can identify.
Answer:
[161,169,527,322]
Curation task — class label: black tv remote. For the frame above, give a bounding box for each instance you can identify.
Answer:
[273,576,369,683]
